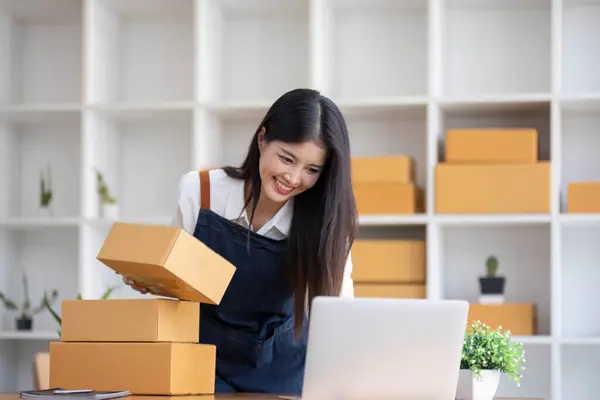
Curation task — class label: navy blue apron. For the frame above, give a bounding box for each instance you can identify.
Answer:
[192,170,308,395]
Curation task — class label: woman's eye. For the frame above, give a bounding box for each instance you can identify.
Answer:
[279,155,293,164]
[307,168,320,175]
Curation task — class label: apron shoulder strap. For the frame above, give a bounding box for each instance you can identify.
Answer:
[198,169,211,210]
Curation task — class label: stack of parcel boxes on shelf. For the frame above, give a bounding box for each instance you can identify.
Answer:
[436,128,541,335]
[49,222,237,395]
[350,155,427,299]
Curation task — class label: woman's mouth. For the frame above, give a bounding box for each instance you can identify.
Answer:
[274,178,294,195]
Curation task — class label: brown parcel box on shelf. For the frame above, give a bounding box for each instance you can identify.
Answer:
[435,162,550,214]
[49,341,216,395]
[354,283,426,299]
[567,182,600,213]
[445,128,538,164]
[467,303,537,336]
[351,240,425,283]
[96,222,236,304]
[353,182,424,214]
[351,155,415,183]
[60,298,199,342]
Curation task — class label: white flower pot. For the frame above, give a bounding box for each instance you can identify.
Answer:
[456,369,500,400]
[101,204,119,220]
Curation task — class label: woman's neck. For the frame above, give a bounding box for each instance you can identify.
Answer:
[244,180,285,231]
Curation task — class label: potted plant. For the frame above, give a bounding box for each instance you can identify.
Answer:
[96,170,118,219]
[456,320,526,400]
[39,165,53,216]
[44,286,118,336]
[0,269,58,331]
[479,255,505,298]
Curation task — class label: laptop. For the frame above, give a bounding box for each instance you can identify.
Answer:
[298,296,469,400]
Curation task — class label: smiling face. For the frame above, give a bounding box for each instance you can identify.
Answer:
[257,128,327,205]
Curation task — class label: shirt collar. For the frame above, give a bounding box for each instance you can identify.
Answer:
[223,178,293,237]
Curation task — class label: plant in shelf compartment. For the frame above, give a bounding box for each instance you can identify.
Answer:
[478,255,505,304]
[456,320,525,400]
[0,269,58,331]
[39,165,53,216]
[96,169,119,220]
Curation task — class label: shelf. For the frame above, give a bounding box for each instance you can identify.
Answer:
[495,343,551,400]
[561,225,600,338]
[562,0,600,95]
[441,224,551,335]
[0,0,83,106]
[441,0,551,97]
[358,214,428,226]
[436,214,552,226]
[0,330,58,340]
[0,217,81,229]
[87,0,194,104]
[0,225,79,334]
[203,0,309,102]
[561,344,600,400]
[323,0,428,100]
[0,111,81,219]
[560,101,600,212]
[84,109,193,220]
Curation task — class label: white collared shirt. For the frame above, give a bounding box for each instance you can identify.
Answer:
[171,169,354,298]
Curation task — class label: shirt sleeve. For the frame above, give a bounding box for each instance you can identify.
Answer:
[339,250,355,298]
[170,170,200,234]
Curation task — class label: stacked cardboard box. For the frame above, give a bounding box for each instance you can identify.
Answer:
[567,182,600,213]
[435,128,551,214]
[468,303,537,336]
[352,239,426,299]
[49,222,237,395]
[351,155,424,214]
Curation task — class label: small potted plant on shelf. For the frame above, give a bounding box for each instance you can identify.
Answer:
[0,269,59,331]
[478,255,505,304]
[44,286,118,336]
[456,320,526,400]
[96,170,118,220]
[39,165,53,216]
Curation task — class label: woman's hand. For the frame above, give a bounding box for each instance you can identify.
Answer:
[122,275,149,295]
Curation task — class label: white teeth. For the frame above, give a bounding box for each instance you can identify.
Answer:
[276,180,292,192]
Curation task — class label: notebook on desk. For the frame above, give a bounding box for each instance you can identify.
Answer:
[20,389,130,400]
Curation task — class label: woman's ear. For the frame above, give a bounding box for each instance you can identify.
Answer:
[257,127,266,152]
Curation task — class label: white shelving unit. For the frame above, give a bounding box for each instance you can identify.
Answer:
[0,0,598,398]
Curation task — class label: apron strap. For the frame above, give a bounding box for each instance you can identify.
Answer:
[199,169,211,210]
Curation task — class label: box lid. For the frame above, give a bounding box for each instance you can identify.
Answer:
[96,222,236,304]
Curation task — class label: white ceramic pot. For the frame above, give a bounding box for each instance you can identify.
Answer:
[456,369,500,400]
[102,204,119,220]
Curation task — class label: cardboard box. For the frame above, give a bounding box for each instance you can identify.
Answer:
[97,222,236,304]
[467,303,537,335]
[567,182,600,213]
[354,182,424,214]
[49,342,216,395]
[435,162,550,214]
[354,283,426,299]
[60,298,199,342]
[351,155,415,184]
[351,240,425,283]
[445,128,538,164]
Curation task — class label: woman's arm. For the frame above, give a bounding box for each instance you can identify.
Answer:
[170,171,200,234]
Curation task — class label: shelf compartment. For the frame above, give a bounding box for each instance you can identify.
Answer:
[0,111,81,219]
[562,0,600,95]
[560,103,600,212]
[441,0,551,97]
[439,100,551,162]
[85,109,193,221]
[0,226,79,334]
[561,225,600,338]
[87,0,194,104]
[323,0,428,100]
[203,0,309,102]
[562,344,600,400]
[0,0,83,106]
[495,344,551,400]
[441,224,551,335]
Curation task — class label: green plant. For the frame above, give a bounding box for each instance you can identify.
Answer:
[96,170,116,205]
[0,269,58,321]
[461,320,526,386]
[44,286,118,336]
[485,255,499,277]
[40,166,53,208]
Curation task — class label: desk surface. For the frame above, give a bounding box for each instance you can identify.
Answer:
[0,394,543,400]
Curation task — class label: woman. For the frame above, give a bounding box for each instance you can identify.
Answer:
[123,88,358,395]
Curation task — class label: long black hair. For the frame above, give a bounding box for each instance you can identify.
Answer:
[222,88,358,336]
